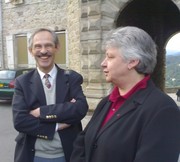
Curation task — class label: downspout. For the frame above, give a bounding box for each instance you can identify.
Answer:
[0,1,4,69]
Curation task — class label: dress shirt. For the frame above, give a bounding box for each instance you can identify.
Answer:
[37,64,57,86]
[37,64,59,131]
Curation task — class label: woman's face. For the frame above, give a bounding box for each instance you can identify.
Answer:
[101,47,130,85]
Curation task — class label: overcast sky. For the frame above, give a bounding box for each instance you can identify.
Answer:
[166,33,180,53]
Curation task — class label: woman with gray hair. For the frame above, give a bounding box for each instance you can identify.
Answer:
[70,26,180,162]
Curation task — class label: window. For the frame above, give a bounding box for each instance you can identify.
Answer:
[15,34,28,67]
[55,31,68,67]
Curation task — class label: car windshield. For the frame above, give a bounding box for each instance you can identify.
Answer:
[0,70,16,79]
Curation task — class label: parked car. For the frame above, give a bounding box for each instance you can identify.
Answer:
[0,68,34,101]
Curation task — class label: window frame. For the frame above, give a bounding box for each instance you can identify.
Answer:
[55,30,68,68]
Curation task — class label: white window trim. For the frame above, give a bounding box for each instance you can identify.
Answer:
[6,35,15,69]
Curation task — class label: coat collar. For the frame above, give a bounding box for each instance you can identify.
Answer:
[30,70,46,105]
[96,80,155,138]
[55,67,70,103]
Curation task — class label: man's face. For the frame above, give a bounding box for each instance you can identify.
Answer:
[29,31,59,73]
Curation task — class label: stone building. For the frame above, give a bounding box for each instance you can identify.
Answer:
[0,0,180,110]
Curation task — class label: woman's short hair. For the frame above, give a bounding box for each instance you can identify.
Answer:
[103,26,157,74]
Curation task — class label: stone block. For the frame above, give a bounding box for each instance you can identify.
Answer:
[81,41,89,55]
[81,55,88,69]
[88,54,104,69]
[88,40,102,54]
[81,3,88,18]
[89,18,101,31]
[81,19,88,32]
[88,2,101,16]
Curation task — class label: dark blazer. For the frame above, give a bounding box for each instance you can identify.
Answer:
[70,80,180,162]
[12,66,88,162]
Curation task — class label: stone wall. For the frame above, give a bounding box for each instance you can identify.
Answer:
[1,0,180,110]
[1,0,81,72]
[79,0,180,110]
[67,0,81,72]
[80,0,132,109]
[0,1,3,68]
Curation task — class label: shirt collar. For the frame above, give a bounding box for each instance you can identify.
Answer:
[109,75,150,102]
[37,64,57,80]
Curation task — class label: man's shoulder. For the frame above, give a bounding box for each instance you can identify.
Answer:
[66,69,81,76]
[58,68,82,78]
[16,69,36,81]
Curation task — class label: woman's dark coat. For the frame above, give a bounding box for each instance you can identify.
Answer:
[71,80,180,162]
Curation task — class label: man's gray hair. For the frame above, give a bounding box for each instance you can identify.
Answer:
[28,28,59,49]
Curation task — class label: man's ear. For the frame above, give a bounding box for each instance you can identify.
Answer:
[28,48,33,56]
[55,44,60,52]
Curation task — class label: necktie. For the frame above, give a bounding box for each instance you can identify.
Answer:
[44,74,51,89]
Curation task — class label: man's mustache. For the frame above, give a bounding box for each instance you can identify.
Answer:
[36,52,52,57]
